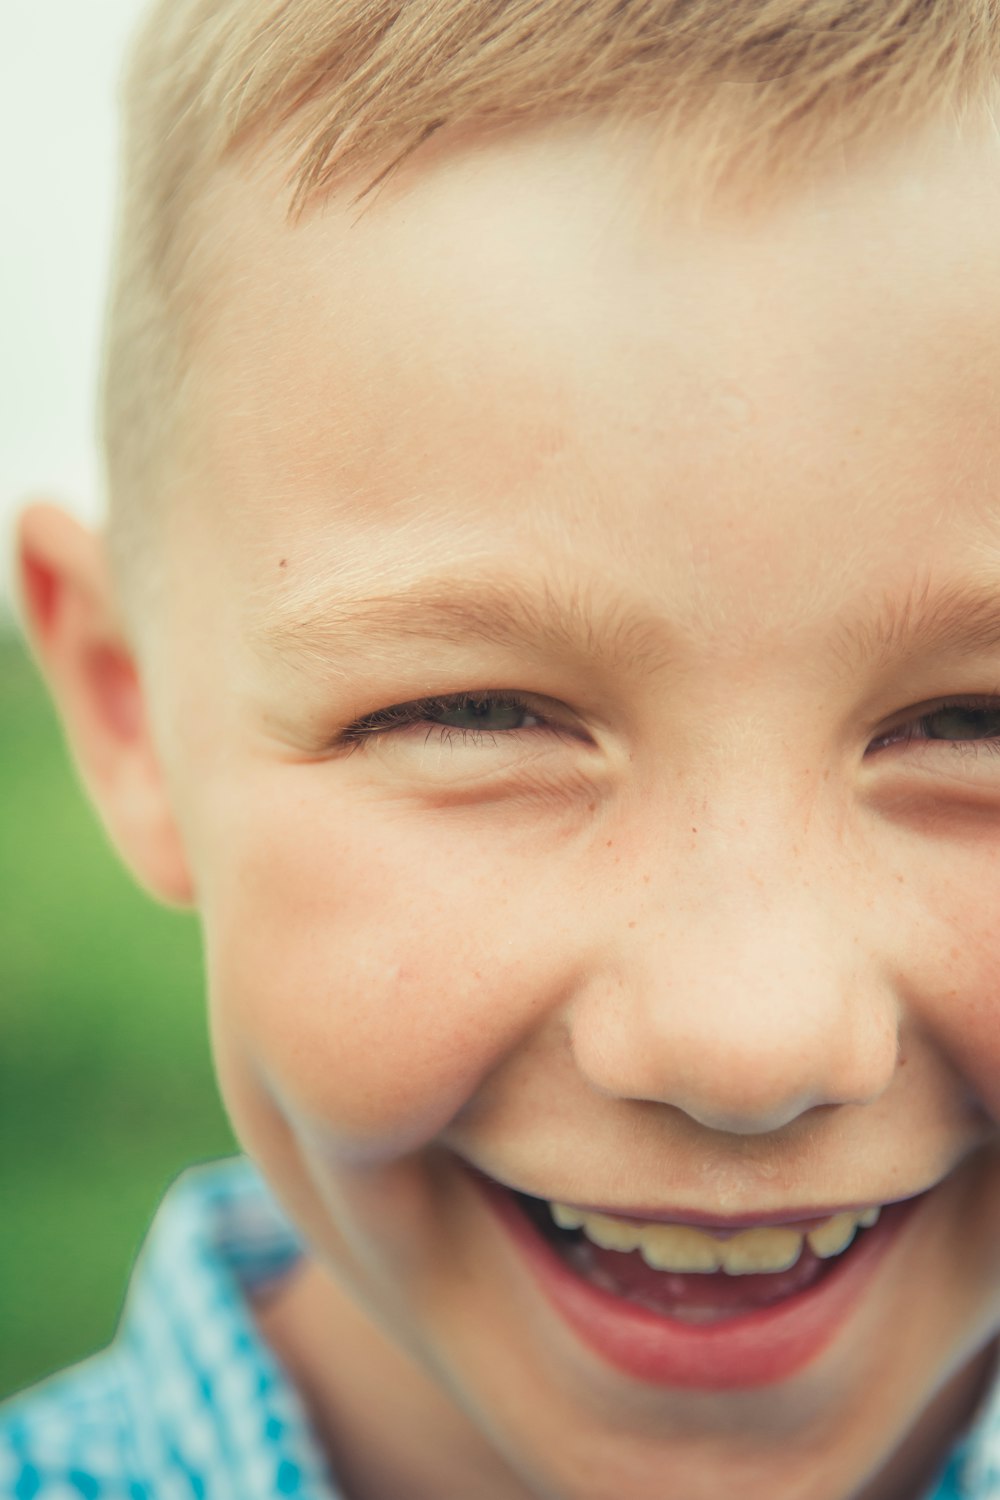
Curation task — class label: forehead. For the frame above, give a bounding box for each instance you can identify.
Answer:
[184,116,1000,645]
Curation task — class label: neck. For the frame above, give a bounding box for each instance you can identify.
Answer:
[254,1255,529,1500]
[856,1338,999,1500]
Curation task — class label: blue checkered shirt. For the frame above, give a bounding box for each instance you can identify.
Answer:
[2,1157,999,1497]
[0,1159,339,1498]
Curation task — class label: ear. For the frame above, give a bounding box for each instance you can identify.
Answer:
[16,501,194,908]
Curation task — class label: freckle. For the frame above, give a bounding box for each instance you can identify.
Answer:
[629,921,636,929]
[279,558,288,568]
[643,873,650,884]
[606,840,613,847]
[691,827,698,834]
[587,801,596,813]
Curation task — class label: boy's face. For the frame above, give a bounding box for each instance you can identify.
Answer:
[45,116,1000,1497]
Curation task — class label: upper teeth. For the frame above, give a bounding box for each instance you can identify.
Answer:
[548,1202,881,1276]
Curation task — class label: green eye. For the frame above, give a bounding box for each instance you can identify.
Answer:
[431,698,529,731]
[339,689,550,751]
[923,706,1000,741]
[865,696,1000,758]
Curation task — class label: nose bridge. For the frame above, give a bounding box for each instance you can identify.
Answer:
[569,776,900,1135]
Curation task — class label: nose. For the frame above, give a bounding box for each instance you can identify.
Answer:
[567,817,900,1136]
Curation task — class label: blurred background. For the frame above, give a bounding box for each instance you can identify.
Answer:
[1,2,236,1401]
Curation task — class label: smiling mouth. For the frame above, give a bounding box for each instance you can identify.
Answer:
[509,1187,886,1323]
[472,1169,930,1386]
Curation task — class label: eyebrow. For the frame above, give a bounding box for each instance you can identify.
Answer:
[254,568,1000,679]
[254,573,677,676]
[831,576,1000,672]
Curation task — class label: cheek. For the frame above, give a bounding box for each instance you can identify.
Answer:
[198,773,558,1160]
[902,843,1000,1120]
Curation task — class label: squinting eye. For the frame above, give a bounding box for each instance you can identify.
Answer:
[340,690,550,748]
[921,705,1000,740]
[429,697,538,732]
[869,697,1000,754]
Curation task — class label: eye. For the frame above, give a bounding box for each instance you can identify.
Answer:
[868,696,1000,755]
[421,695,541,733]
[340,690,552,748]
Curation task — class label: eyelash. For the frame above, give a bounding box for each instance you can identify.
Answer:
[340,690,555,749]
[339,690,1000,758]
[866,695,1000,759]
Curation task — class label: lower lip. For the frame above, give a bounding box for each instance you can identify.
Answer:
[477,1176,923,1390]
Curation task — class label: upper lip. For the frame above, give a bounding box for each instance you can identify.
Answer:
[474,1168,934,1233]
[561,1202,894,1233]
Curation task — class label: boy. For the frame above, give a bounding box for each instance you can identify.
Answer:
[4,0,1000,1495]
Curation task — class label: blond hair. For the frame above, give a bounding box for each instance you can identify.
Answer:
[102,0,1000,611]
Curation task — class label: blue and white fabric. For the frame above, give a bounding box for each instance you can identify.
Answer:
[0,1159,339,1498]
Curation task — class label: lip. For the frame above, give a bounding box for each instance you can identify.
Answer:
[541,1200,904,1236]
[475,1172,928,1390]
[478,1170,930,1233]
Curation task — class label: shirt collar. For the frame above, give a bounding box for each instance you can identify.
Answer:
[119,1156,339,1498]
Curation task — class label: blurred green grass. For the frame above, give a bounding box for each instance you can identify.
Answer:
[0,628,237,1400]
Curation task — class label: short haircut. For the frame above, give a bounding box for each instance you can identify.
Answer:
[102,0,1000,614]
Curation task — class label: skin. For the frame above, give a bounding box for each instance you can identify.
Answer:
[19,112,1000,1500]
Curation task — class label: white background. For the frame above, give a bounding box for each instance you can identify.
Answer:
[1,0,149,615]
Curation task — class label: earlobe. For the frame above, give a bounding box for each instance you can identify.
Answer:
[15,501,195,909]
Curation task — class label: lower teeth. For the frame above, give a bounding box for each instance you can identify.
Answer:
[566,1247,736,1323]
